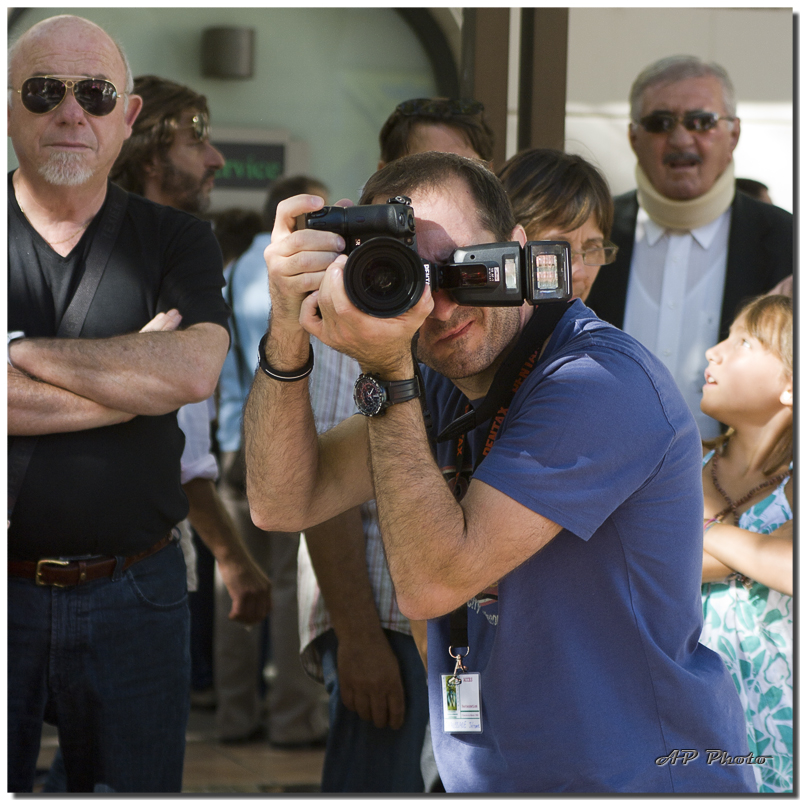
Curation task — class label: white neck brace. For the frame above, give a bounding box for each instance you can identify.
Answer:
[635,160,736,231]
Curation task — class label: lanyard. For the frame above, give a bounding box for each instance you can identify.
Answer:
[442,301,571,666]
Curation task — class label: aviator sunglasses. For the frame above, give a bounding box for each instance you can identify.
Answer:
[165,113,210,142]
[13,75,122,117]
[637,110,736,134]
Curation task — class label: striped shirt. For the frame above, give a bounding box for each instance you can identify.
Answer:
[297,339,411,680]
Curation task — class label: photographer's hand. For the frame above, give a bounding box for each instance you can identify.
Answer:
[300,259,433,379]
[265,194,346,326]
[262,194,350,377]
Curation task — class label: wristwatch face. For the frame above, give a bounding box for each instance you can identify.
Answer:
[354,375,386,417]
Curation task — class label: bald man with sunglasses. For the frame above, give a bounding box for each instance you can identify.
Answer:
[7,15,230,792]
[586,55,792,439]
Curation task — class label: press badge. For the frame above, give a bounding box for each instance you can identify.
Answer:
[441,672,482,733]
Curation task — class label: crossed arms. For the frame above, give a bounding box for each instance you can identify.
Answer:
[702,518,793,596]
[9,309,229,435]
[7,309,271,619]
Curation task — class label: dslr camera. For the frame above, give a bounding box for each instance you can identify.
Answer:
[299,196,572,318]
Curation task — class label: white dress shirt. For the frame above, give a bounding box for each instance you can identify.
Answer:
[623,206,730,439]
[176,397,220,591]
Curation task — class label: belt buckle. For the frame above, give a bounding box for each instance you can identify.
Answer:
[35,558,72,587]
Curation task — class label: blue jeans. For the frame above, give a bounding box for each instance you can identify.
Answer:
[315,628,429,792]
[7,538,191,792]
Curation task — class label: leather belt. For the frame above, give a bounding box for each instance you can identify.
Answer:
[8,532,174,588]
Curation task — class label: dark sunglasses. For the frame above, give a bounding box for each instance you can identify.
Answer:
[394,98,485,119]
[638,110,736,134]
[14,75,122,117]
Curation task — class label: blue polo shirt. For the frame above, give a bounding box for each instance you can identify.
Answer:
[423,300,755,793]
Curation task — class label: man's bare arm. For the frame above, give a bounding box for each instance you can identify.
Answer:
[8,363,134,435]
[244,193,374,532]
[366,395,562,621]
[244,367,372,531]
[8,309,186,435]
[183,477,272,624]
[9,322,229,416]
[304,507,406,730]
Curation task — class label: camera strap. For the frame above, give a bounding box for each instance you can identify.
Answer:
[437,300,571,449]
[440,300,571,671]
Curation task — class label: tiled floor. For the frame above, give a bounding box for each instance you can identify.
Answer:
[35,708,326,793]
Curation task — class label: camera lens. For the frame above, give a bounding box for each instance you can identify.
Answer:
[344,237,426,318]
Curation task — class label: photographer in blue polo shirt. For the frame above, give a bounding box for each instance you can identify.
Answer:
[242,150,755,793]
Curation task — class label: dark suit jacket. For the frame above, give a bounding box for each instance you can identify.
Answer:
[586,189,794,341]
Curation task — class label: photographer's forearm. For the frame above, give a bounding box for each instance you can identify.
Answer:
[243,361,373,533]
[8,363,134,435]
[369,398,560,621]
[261,310,313,371]
[243,363,318,530]
[367,398,474,619]
[9,323,228,416]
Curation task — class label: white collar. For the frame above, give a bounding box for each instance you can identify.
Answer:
[640,205,730,249]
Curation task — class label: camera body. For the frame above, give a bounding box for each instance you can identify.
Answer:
[300,196,426,318]
[299,195,416,252]
[299,197,572,318]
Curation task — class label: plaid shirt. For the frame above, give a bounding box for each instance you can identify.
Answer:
[297,339,411,681]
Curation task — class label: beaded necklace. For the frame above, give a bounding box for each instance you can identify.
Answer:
[711,451,790,526]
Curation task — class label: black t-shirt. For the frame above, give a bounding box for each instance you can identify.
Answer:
[8,173,230,559]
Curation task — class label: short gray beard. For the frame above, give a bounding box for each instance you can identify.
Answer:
[38,151,95,186]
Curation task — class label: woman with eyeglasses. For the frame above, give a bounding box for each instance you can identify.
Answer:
[497,149,618,302]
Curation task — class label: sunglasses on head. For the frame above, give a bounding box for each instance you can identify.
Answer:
[394,98,485,119]
[637,110,736,134]
[166,113,210,142]
[14,75,122,117]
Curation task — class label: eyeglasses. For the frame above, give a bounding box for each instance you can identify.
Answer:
[394,98,485,119]
[13,75,123,117]
[166,113,210,142]
[637,111,736,134]
[572,241,618,267]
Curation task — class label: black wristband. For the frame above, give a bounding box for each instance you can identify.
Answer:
[257,333,314,382]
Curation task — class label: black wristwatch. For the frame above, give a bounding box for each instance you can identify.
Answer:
[353,373,421,417]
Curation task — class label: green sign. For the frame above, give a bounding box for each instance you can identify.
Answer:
[214,142,285,189]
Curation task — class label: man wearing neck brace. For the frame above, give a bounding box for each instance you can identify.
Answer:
[587,55,792,438]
